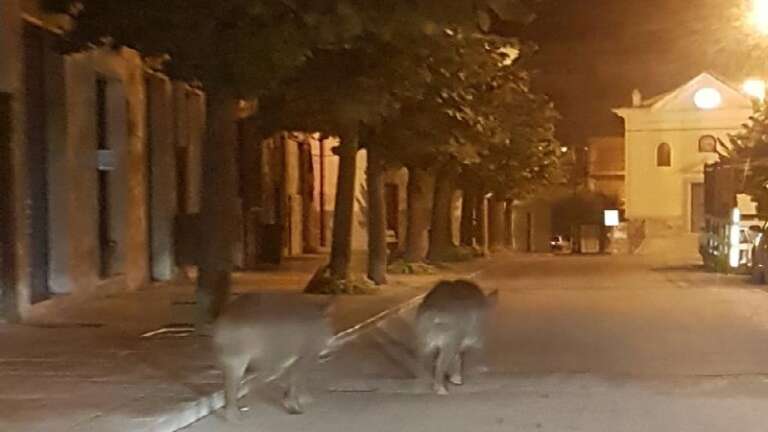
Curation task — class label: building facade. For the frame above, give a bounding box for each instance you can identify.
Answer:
[1,1,205,320]
[613,72,753,235]
[587,136,625,208]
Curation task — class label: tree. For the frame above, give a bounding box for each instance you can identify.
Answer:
[258,3,535,286]
[719,101,768,214]
[377,36,560,260]
[455,54,561,250]
[368,35,519,263]
[68,0,358,321]
[69,0,533,303]
[251,36,429,291]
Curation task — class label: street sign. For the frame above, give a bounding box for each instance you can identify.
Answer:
[604,210,620,227]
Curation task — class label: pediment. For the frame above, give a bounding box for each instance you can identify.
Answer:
[648,72,753,113]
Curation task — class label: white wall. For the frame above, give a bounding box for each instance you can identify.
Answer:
[623,113,746,231]
[617,74,753,233]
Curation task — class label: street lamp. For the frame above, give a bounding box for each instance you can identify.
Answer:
[751,0,768,34]
[743,78,767,100]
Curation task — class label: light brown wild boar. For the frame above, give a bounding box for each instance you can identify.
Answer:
[415,279,498,395]
[212,294,336,421]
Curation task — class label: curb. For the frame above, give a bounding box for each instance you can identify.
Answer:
[153,267,488,432]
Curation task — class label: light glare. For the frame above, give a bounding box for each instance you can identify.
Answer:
[752,0,768,35]
[604,210,620,227]
[694,88,722,110]
[729,208,741,268]
[743,79,766,100]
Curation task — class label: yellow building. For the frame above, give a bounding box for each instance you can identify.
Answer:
[613,72,754,235]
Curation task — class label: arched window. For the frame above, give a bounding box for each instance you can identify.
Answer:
[698,135,717,153]
[657,143,672,167]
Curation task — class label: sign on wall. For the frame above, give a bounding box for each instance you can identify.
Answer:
[604,210,620,227]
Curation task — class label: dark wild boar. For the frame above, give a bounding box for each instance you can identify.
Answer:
[212,294,336,421]
[415,279,498,395]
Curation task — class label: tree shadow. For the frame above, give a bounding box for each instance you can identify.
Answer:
[651,264,709,273]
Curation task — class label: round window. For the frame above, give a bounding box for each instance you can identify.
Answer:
[694,88,722,110]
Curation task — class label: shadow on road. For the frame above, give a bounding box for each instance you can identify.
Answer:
[651,264,709,273]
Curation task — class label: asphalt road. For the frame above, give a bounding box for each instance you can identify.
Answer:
[183,245,768,431]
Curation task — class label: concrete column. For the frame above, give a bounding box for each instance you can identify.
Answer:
[146,73,177,281]
[120,49,150,290]
[45,37,73,294]
[50,48,150,295]
[284,136,303,256]
[56,52,99,294]
[174,84,204,215]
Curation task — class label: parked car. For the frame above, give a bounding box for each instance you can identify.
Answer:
[550,235,572,253]
[751,223,768,283]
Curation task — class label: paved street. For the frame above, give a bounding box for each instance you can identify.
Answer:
[183,244,768,431]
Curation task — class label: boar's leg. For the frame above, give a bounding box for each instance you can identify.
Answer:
[448,351,464,385]
[222,355,249,422]
[282,356,311,414]
[433,342,459,395]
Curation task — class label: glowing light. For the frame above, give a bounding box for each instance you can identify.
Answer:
[694,88,722,110]
[729,208,742,268]
[751,0,768,35]
[604,210,620,227]
[743,79,766,100]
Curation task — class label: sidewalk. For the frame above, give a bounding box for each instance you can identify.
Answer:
[0,254,491,432]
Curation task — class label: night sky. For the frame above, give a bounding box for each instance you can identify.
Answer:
[516,0,762,148]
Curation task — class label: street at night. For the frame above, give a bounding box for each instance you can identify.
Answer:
[7,1,768,431]
[183,239,768,432]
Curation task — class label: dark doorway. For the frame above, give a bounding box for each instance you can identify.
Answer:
[1,93,18,318]
[23,24,51,303]
[95,77,115,278]
[385,184,399,238]
[176,146,189,215]
[690,183,705,233]
[299,141,315,252]
[144,77,154,276]
[261,185,284,264]
[526,212,533,253]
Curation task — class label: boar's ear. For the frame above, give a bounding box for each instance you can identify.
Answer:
[486,290,500,307]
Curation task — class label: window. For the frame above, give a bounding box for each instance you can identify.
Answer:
[656,143,672,167]
[699,135,717,153]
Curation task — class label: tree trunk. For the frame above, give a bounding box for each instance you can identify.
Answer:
[329,129,359,280]
[489,197,507,251]
[404,166,434,262]
[460,186,477,247]
[366,145,387,285]
[197,91,239,324]
[427,165,457,261]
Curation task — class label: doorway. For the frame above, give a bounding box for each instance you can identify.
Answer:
[385,183,400,240]
[1,93,17,316]
[23,24,51,302]
[526,212,533,253]
[690,183,705,233]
